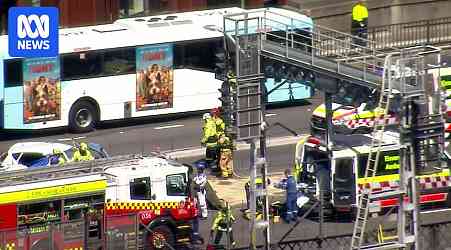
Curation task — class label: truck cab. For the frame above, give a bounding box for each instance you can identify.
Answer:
[105,156,190,202]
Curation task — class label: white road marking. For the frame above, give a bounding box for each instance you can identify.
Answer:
[154,124,184,130]
[420,208,451,214]
[57,136,86,141]
[119,131,125,134]
[265,113,278,117]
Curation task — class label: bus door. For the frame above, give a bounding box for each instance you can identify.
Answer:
[332,157,357,210]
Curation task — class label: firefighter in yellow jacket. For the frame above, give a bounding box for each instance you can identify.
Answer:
[218,134,234,178]
[210,202,236,246]
[73,142,94,162]
[202,113,219,167]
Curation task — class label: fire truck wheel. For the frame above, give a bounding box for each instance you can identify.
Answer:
[145,224,175,250]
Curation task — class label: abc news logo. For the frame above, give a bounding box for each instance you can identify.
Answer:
[8,7,59,58]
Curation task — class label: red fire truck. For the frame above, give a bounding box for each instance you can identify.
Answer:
[0,154,197,250]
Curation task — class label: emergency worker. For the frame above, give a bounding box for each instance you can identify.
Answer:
[201,113,219,167]
[283,169,298,222]
[351,0,369,45]
[49,148,67,166]
[210,202,236,246]
[211,108,225,137]
[193,160,208,219]
[73,142,94,162]
[218,134,234,178]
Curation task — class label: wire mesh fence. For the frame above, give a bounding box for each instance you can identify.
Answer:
[232,220,451,250]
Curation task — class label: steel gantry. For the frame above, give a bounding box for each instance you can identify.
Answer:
[222,8,444,250]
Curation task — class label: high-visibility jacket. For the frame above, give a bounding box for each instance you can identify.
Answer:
[202,118,218,147]
[211,209,235,232]
[213,116,225,136]
[218,135,233,150]
[50,154,66,166]
[294,137,308,182]
[352,3,368,22]
[73,149,94,162]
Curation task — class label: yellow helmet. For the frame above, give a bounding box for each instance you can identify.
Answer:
[53,148,62,154]
[80,142,88,150]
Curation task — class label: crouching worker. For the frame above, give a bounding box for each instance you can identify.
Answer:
[49,148,67,166]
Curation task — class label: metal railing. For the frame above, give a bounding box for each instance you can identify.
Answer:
[368,16,451,50]
[317,16,451,53]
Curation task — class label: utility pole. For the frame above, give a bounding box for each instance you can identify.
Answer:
[260,86,271,250]
[249,139,258,250]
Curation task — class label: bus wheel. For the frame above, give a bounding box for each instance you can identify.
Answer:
[145,225,175,250]
[69,101,97,133]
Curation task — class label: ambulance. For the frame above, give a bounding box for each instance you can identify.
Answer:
[0,154,197,250]
[294,132,451,215]
[310,100,399,135]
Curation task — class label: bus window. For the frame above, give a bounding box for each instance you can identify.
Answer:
[174,39,221,72]
[4,59,23,87]
[358,150,400,178]
[62,52,102,80]
[130,177,152,200]
[103,48,136,75]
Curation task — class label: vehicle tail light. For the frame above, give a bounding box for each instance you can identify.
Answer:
[307,137,321,145]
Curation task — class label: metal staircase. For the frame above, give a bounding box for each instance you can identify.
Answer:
[223,9,391,89]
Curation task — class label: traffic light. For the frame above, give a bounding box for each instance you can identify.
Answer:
[218,75,238,136]
[214,51,225,80]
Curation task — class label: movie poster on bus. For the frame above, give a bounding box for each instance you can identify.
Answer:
[23,57,61,124]
[136,44,174,111]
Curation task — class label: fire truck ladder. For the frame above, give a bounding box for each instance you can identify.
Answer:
[0,154,157,187]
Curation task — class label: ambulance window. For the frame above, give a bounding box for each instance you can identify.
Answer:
[130,177,152,200]
[335,158,354,180]
[167,173,188,196]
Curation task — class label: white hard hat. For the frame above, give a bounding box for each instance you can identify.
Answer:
[203,113,211,120]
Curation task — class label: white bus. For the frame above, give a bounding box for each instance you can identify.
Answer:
[0,7,313,133]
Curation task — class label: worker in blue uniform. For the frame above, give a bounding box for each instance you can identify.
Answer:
[284,169,298,222]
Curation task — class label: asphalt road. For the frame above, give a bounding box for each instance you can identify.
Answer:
[0,94,323,155]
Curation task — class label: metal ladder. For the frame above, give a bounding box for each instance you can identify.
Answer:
[0,153,160,187]
[350,54,405,250]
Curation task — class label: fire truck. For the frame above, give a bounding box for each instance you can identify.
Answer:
[294,132,451,215]
[0,154,197,250]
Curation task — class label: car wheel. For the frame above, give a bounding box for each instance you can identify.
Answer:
[69,101,97,133]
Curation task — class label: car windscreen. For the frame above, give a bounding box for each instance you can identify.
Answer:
[18,153,47,167]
